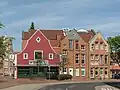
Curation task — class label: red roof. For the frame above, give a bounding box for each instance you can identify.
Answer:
[22,29,65,40]
[22,29,65,47]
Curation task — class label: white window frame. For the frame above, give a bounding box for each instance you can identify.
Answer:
[49,53,53,59]
[100,55,103,64]
[95,42,99,50]
[91,44,94,50]
[36,37,41,43]
[91,54,94,60]
[95,54,99,60]
[81,68,85,76]
[34,50,43,60]
[81,54,85,64]
[75,54,79,64]
[105,45,108,51]
[23,53,28,59]
[62,49,67,55]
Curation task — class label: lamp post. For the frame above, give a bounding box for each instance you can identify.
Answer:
[48,65,50,80]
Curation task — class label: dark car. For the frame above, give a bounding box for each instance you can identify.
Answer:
[112,73,120,79]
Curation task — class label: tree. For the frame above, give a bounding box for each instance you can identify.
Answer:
[0,36,15,76]
[107,35,120,66]
[0,22,4,29]
[58,54,69,74]
[30,22,35,29]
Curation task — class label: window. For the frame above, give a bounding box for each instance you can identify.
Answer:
[81,54,85,64]
[105,45,107,51]
[63,44,67,47]
[23,53,28,59]
[105,55,108,64]
[105,68,108,74]
[36,37,41,43]
[91,54,94,60]
[100,42,104,50]
[62,49,67,55]
[95,41,99,49]
[81,45,85,50]
[76,54,79,64]
[81,68,85,76]
[90,68,94,78]
[49,53,53,59]
[34,51,43,60]
[100,68,103,74]
[63,68,66,72]
[95,55,99,60]
[95,71,98,75]
[75,40,79,49]
[91,44,94,50]
[69,40,73,48]
[100,55,103,64]
[95,68,98,76]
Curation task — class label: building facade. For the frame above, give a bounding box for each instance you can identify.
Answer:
[60,29,110,80]
[14,29,64,79]
[14,27,110,80]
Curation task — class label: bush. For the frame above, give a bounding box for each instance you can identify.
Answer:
[46,72,58,79]
[57,74,72,80]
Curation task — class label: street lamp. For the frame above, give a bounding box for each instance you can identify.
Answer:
[48,65,51,80]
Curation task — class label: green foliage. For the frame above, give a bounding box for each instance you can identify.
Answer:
[58,54,69,73]
[0,22,5,29]
[59,55,68,67]
[57,74,72,80]
[30,22,35,29]
[0,36,14,63]
[107,35,120,65]
[0,37,6,57]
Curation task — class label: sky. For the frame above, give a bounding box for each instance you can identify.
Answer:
[0,0,120,52]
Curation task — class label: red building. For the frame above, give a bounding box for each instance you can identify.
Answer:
[14,29,64,79]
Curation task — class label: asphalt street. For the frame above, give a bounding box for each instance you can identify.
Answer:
[38,82,120,90]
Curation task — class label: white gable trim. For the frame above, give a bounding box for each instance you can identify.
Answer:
[17,29,58,55]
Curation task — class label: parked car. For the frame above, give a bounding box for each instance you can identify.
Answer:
[112,73,120,79]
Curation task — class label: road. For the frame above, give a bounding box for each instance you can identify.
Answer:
[39,82,120,90]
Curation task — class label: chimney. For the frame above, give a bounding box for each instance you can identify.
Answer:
[57,34,61,47]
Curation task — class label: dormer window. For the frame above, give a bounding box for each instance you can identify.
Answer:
[36,37,41,43]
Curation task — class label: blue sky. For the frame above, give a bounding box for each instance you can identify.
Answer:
[0,0,120,52]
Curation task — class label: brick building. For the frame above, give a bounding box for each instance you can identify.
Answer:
[14,27,110,80]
